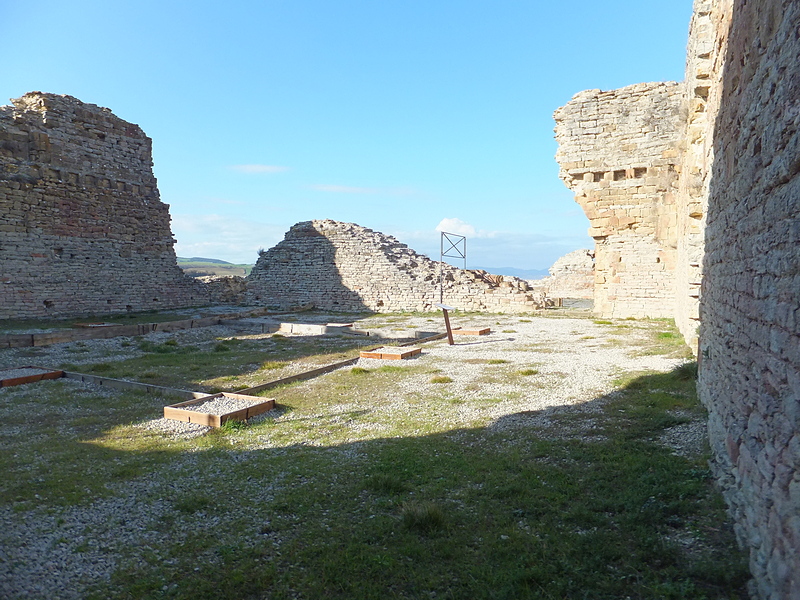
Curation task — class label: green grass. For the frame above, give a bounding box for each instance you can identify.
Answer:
[66,333,375,392]
[0,315,747,599]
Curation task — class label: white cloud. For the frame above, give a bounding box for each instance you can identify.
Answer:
[172,214,286,263]
[229,164,289,174]
[435,218,476,238]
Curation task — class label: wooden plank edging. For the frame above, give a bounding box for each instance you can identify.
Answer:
[60,371,204,400]
[238,358,360,395]
[164,392,276,427]
[0,304,313,349]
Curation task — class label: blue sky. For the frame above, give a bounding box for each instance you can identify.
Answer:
[1,0,693,271]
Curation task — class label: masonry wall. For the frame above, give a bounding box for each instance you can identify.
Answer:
[673,0,716,350]
[0,92,207,319]
[554,82,684,318]
[534,248,594,301]
[698,0,800,597]
[247,220,545,313]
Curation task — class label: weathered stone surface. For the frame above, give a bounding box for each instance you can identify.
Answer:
[197,275,247,304]
[698,1,800,598]
[529,249,594,300]
[0,92,208,319]
[554,82,683,319]
[246,220,545,313]
[557,0,800,597]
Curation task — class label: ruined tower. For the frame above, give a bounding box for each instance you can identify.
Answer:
[0,92,207,319]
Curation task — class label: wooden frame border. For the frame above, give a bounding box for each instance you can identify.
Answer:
[164,393,276,427]
[0,367,64,387]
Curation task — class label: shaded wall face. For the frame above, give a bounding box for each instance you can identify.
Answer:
[554,82,683,318]
[0,94,206,319]
[247,223,370,311]
[699,0,800,597]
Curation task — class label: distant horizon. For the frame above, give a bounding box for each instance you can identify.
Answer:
[177,254,553,281]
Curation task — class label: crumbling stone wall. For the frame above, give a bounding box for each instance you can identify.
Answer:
[0,92,207,319]
[557,0,799,595]
[554,82,684,318]
[673,0,716,350]
[698,0,800,597]
[197,276,247,305]
[529,249,594,300]
[554,6,716,349]
[247,220,544,313]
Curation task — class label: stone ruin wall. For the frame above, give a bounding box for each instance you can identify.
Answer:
[246,220,546,313]
[554,2,718,351]
[558,0,799,596]
[529,248,594,301]
[698,0,800,597]
[554,82,684,320]
[0,92,208,319]
[673,0,716,350]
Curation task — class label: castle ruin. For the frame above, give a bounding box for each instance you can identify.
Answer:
[0,0,797,594]
[0,92,208,319]
[557,0,799,596]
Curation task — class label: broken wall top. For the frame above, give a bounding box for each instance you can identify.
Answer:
[0,91,156,186]
[554,81,684,191]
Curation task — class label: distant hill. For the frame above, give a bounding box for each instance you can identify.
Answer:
[177,257,254,277]
[471,266,550,280]
[177,257,234,265]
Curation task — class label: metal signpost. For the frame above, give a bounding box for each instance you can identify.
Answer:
[433,303,456,345]
[439,231,466,304]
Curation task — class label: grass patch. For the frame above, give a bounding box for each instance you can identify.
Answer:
[174,494,214,514]
[138,338,196,354]
[487,359,509,365]
[401,501,447,533]
[429,376,453,384]
[0,314,749,600]
[364,473,409,495]
[261,361,287,371]
[376,365,406,373]
[56,332,374,391]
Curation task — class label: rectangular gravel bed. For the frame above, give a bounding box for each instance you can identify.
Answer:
[359,347,422,360]
[452,328,492,336]
[163,392,276,427]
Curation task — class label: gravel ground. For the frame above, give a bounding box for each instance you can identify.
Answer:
[0,311,697,599]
